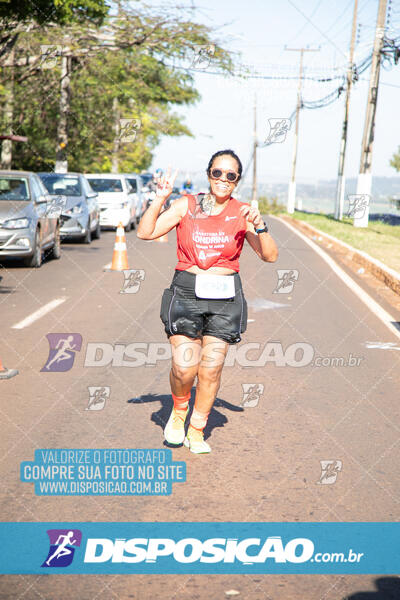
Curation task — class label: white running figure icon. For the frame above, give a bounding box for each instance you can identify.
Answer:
[45,335,76,370]
[46,531,77,565]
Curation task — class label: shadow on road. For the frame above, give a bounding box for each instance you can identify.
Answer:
[346,576,400,599]
[0,258,27,269]
[0,273,16,293]
[128,391,243,445]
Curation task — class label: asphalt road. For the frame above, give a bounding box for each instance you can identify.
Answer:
[0,218,399,599]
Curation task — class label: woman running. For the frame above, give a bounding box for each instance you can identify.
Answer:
[137,150,278,454]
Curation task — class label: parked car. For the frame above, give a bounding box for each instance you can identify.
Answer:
[123,173,144,224]
[140,172,154,188]
[85,174,137,230]
[0,170,61,267]
[38,172,100,243]
[169,186,182,204]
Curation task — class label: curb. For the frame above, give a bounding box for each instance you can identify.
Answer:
[277,215,400,296]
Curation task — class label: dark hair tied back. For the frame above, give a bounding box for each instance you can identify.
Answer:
[206,149,242,181]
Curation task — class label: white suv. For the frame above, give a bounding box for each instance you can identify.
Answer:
[85,173,137,230]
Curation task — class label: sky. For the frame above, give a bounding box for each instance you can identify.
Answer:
[150,0,400,187]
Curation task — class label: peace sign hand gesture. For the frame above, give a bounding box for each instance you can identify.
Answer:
[155,166,179,201]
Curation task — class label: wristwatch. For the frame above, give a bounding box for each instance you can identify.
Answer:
[255,221,269,234]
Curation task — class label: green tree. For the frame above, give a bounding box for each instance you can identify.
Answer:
[7,3,234,172]
[390,146,400,172]
[0,0,107,26]
[0,0,107,63]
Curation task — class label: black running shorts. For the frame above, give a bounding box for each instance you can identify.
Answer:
[160,270,247,344]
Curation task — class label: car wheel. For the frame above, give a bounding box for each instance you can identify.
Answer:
[82,220,92,244]
[50,224,61,260]
[124,221,131,233]
[93,219,101,239]
[24,229,42,268]
[130,217,136,230]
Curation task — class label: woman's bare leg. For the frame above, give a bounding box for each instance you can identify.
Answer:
[193,335,229,413]
[168,334,202,396]
[164,335,202,445]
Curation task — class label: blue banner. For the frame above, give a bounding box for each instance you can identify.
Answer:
[0,522,399,574]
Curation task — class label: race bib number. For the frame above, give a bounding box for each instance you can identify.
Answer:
[195,274,235,299]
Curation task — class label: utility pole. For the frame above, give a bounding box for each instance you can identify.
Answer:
[251,94,258,207]
[1,47,15,169]
[285,47,319,213]
[55,51,71,173]
[335,0,358,221]
[355,0,387,227]
[111,97,120,174]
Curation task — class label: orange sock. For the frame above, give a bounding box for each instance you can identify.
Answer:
[190,407,210,431]
[172,392,190,412]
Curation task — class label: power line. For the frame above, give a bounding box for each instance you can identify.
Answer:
[287,0,326,44]
[324,0,354,34]
[286,0,348,58]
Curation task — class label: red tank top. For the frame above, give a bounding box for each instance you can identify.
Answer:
[176,194,248,272]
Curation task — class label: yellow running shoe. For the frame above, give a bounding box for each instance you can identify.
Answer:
[164,406,189,445]
[183,426,211,454]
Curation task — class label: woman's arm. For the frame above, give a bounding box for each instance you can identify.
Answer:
[137,195,188,240]
[137,167,186,240]
[240,203,279,262]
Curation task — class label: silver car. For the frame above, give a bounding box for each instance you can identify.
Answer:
[123,174,144,224]
[0,170,61,268]
[39,172,101,243]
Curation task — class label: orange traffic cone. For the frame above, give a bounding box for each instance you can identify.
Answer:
[0,357,18,380]
[155,233,168,243]
[109,223,129,271]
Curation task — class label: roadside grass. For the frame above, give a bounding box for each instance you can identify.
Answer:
[281,210,400,273]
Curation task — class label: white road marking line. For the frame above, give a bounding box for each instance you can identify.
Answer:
[276,217,400,341]
[103,262,112,270]
[247,298,289,311]
[365,342,400,351]
[11,297,67,330]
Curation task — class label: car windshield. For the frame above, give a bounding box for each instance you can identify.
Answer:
[88,178,123,192]
[0,177,30,201]
[126,179,137,192]
[39,174,81,196]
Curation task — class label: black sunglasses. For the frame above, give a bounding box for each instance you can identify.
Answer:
[209,168,239,183]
